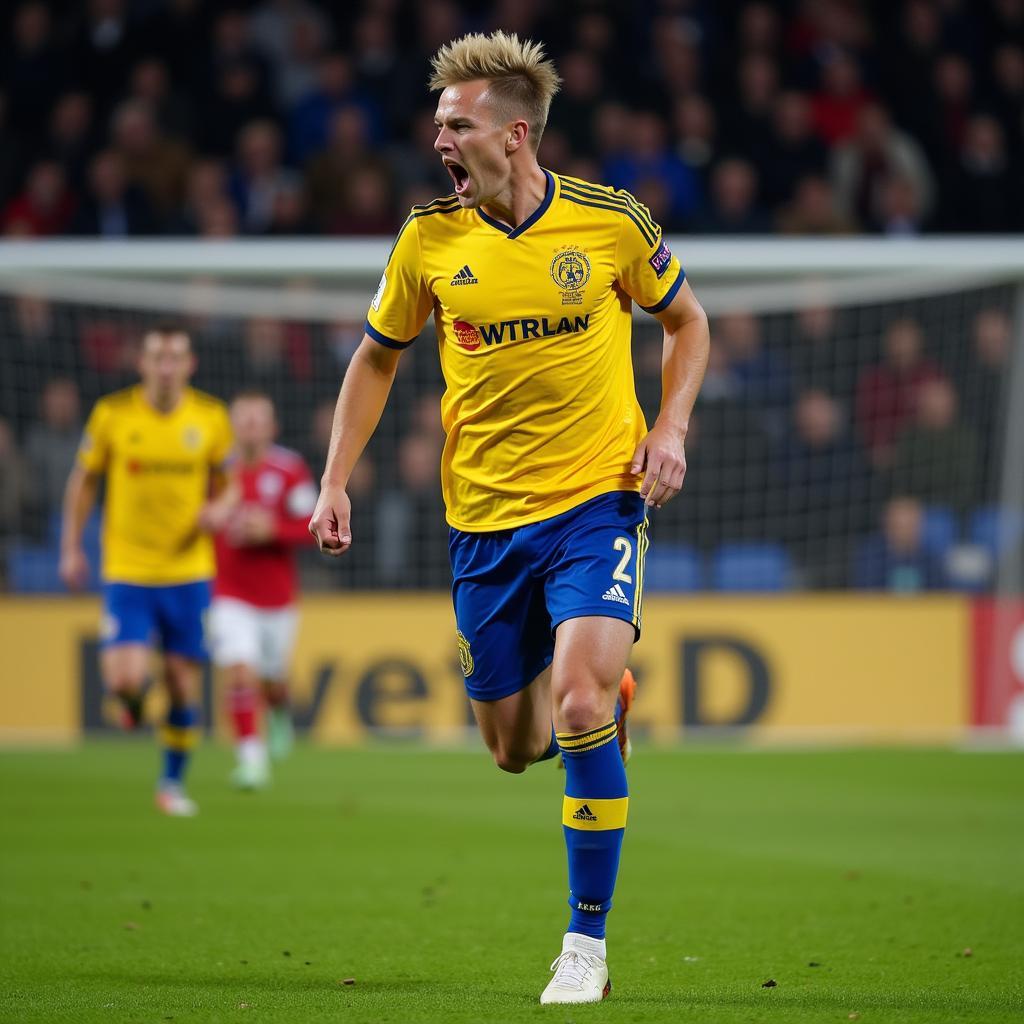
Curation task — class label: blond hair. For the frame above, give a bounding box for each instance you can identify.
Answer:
[429,31,561,150]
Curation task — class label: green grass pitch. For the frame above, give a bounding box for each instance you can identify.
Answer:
[1,743,1022,1024]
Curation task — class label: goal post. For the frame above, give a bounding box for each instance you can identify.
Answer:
[1,237,1022,735]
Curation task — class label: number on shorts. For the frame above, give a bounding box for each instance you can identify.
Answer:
[612,536,633,583]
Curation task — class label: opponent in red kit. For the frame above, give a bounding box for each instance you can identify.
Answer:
[207,392,318,788]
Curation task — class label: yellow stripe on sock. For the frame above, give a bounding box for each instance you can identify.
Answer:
[556,722,617,749]
[160,725,199,751]
[562,796,629,831]
[556,721,614,742]
[565,731,619,755]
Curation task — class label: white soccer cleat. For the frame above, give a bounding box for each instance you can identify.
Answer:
[539,933,611,1005]
[155,785,198,817]
[232,738,271,790]
[231,757,270,791]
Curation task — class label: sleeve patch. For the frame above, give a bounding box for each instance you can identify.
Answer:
[649,241,672,279]
[371,272,387,311]
[285,481,318,517]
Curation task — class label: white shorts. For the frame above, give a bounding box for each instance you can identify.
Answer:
[209,597,298,680]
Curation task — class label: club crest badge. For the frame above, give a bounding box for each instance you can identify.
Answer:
[550,249,591,306]
[456,630,474,677]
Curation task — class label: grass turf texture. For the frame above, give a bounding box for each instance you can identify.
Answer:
[1,745,1022,1024]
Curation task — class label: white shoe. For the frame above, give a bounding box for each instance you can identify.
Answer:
[231,757,270,790]
[539,933,611,1004]
[155,785,198,817]
[232,739,270,790]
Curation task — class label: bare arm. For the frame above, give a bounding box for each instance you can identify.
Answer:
[59,465,101,589]
[630,279,710,508]
[308,334,403,555]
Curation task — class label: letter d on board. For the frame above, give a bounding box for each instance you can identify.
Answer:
[680,635,771,727]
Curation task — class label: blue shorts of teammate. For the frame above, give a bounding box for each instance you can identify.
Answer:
[101,580,211,661]
[450,490,649,703]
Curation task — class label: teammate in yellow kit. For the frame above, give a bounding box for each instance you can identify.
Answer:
[308,32,709,1002]
[60,326,233,816]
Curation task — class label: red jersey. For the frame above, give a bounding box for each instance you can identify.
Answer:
[214,446,317,607]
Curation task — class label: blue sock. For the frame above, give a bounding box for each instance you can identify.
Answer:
[557,721,628,940]
[532,728,560,764]
[160,705,198,787]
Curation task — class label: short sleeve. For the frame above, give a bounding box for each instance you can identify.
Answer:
[615,203,686,315]
[365,214,434,349]
[76,399,111,474]
[208,403,233,468]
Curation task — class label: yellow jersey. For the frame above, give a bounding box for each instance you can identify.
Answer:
[77,385,233,585]
[365,170,685,532]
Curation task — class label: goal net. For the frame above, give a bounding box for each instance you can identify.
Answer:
[0,238,1021,604]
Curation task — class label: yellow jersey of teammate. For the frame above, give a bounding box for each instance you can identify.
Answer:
[365,170,685,532]
[78,385,233,584]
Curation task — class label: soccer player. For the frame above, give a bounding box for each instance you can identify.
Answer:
[207,392,317,789]
[60,326,233,817]
[308,32,709,1003]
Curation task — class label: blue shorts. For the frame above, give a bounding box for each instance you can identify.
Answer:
[450,491,649,703]
[102,580,211,661]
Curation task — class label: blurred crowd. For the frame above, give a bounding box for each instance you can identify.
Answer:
[0,291,1014,592]
[2,0,1024,239]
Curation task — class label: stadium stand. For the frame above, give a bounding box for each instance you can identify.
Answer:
[2,1,1022,239]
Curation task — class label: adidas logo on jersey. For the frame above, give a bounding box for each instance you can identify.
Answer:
[450,264,478,286]
[572,803,598,822]
[602,583,630,605]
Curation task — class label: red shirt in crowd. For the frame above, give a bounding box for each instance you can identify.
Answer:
[214,446,317,608]
[855,359,945,457]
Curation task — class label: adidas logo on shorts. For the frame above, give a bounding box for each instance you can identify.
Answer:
[602,583,630,605]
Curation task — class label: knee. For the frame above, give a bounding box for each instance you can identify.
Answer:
[555,685,611,736]
[491,745,531,775]
[106,670,146,695]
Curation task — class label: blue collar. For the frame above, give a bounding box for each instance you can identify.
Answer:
[477,169,555,239]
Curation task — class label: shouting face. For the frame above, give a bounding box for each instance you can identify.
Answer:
[434,79,526,208]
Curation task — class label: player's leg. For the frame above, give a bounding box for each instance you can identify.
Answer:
[262,679,293,759]
[469,661,633,775]
[450,527,559,773]
[100,583,156,728]
[159,652,202,814]
[153,581,210,815]
[469,664,556,774]
[260,606,299,761]
[553,617,633,913]
[541,618,634,1005]
[227,663,269,788]
[210,597,268,788]
[100,644,150,727]
[537,492,649,1004]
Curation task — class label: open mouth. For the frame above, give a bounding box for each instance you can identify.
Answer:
[445,160,470,195]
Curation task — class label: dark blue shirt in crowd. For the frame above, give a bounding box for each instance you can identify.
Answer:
[852,536,946,591]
